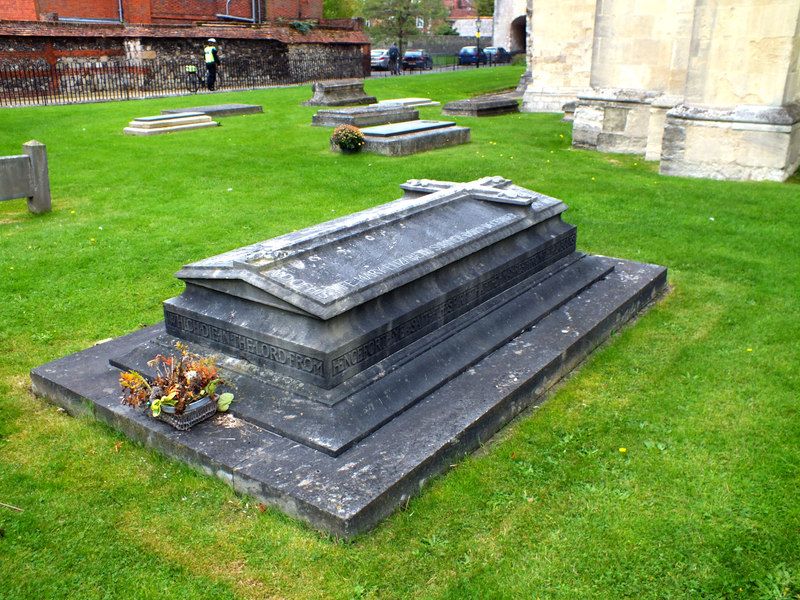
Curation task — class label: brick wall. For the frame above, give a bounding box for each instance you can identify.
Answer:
[0,0,38,20]
[36,0,121,20]
[0,0,322,23]
[150,0,261,23]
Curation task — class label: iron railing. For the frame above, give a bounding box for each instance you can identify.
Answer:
[0,54,367,107]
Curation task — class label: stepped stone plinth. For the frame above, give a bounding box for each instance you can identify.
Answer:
[32,176,667,538]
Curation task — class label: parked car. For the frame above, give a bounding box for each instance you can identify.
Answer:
[371,48,390,70]
[402,49,433,70]
[458,46,487,65]
[483,46,512,64]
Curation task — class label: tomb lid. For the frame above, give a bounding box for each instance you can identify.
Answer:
[176,178,566,320]
[361,120,454,137]
[133,112,205,121]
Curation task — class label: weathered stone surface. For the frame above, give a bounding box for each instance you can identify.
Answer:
[442,97,519,117]
[124,113,218,136]
[303,79,376,106]
[31,255,667,537]
[659,107,800,182]
[31,177,668,537]
[341,120,470,156]
[162,104,263,118]
[360,120,455,137]
[0,140,51,214]
[311,105,419,127]
[370,98,441,108]
[572,91,655,154]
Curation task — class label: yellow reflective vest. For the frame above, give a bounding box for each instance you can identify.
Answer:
[204,45,217,64]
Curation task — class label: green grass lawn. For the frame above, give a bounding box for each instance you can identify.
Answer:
[1,67,799,599]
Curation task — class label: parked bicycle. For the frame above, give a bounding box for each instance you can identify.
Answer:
[184,64,203,93]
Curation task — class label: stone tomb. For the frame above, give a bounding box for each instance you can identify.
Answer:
[303,79,377,107]
[162,104,263,118]
[31,176,667,537]
[347,120,471,156]
[311,105,419,128]
[123,112,219,136]
[370,98,441,108]
[442,96,520,117]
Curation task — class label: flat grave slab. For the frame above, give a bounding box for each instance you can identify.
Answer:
[303,79,377,107]
[442,96,520,117]
[339,120,469,156]
[311,105,419,127]
[135,112,206,122]
[31,177,667,538]
[162,104,263,118]
[360,119,455,137]
[124,113,218,136]
[371,97,441,108]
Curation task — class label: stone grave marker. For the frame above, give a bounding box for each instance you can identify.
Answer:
[124,112,218,136]
[312,105,419,127]
[335,120,470,156]
[303,79,377,106]
[442,96,520,117]
[370,98,441,108]
[32,176,667,538]
[162,104,263,118]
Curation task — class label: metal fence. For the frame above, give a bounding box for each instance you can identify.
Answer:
[0,54,367,107]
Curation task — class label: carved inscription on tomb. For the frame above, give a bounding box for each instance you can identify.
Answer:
[165,311,325,377]
[331,230,577,375]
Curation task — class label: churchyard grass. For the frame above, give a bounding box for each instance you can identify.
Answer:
[1,66,798,599]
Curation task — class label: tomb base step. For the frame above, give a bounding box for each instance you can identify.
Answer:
[31,256,666,538]
[110,252,607,456]
[123,121,219,136]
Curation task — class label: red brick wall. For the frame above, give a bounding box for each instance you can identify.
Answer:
[36,0,121,20]
[150,0,267,23]
[0,0,38,20]
[0,0,322,23]
[123,0,153,23]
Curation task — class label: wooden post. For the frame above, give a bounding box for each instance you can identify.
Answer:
[22,140,51,214]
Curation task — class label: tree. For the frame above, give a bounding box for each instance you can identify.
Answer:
[363,0,448,52]
[476,0,493,17]
[323,0,364,19]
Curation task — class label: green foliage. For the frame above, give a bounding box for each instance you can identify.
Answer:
[434,22,459,35]
[323,0,365,19]
[289,19,316,33]
[476,0,493,16]
[511,52,526,66]
[217,392,234,412]
[1,67,800,599]
[364,0,448,50]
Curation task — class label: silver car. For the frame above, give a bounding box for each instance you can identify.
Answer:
[371,48,390,70]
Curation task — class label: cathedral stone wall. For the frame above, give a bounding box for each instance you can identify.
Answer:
[522,0,800,182]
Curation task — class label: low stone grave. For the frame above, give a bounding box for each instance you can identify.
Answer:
[124,112,219,136]
[32,176,667,538]
[344,120,471,156]
[312,105,419,127]
[442,96,520,117]
[162,104,263,118]
[371,97,441,108]
[303,79,377,106]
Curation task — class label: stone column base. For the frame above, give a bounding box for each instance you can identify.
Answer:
[660,104,800,182]
[522,87,587,113]
[644,95,683,161]
[572,89,659,154]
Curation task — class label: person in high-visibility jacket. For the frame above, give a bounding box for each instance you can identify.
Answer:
[204,38,220,91]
